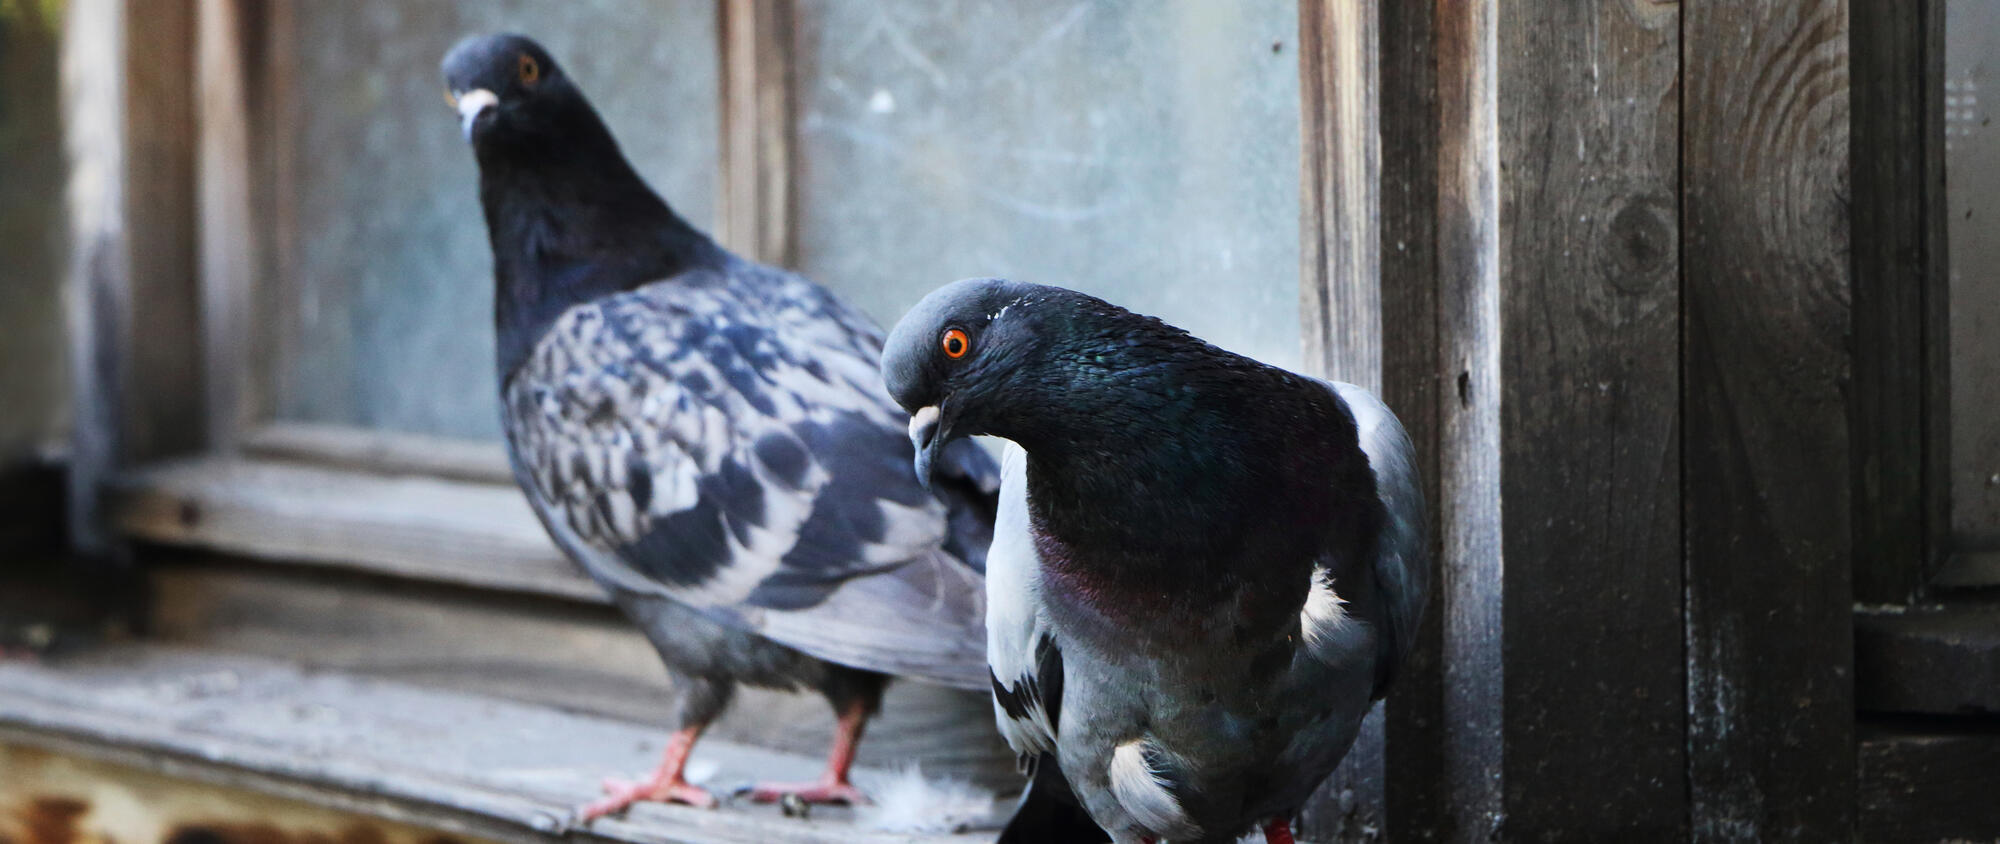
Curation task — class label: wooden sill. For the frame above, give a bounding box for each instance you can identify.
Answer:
[1855,600,2000,715]
[105,454,605,603]
[0,644,1002,844]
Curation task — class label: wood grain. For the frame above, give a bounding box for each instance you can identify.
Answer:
[1682,0,1855,838]
[1849,0,1946,604]
[1494,1,1686,838]
[62,0,204,553]
[1857,724,2000,842]
[1375,0,1445,838]
[1431,0,1504,837]
[1854,602,2000,715]
[718,0,795,267]
[0,644,1006,844]
[107,455,602,603]
[196,0,260,452]
[1295,1,1389,838]
[146,560,1017,789]
[239,422,514,485]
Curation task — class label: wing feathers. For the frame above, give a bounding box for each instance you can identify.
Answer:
[505,270,997,685]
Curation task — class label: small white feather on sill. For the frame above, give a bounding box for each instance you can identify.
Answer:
[855,764,996,834]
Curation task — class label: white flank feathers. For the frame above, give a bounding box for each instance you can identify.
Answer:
[1108,740,1200,840]
[855,764,995,834]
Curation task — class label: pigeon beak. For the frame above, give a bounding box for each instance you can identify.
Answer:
[908,405,944,491]
[454,88,498,142]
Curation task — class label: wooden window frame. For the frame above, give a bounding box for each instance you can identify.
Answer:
[64,0,1396,837]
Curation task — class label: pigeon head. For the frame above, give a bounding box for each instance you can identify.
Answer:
[883,277,1137,486]
[441,34,599,153]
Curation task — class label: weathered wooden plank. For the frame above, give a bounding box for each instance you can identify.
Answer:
[106,455,602,603]
[1298,0,1381,389]
[1375,0,1446,838]
[717,0,795,267]
[1849,0,1946,604]
[144,559,1017,788]
[239,421,514,484]
[1857,724,2000,842]
[1493,1,1685,839]
[61,0,203,554]
[3,742,502,844]
[1295,1,1388,839]
[1854,603,2000,715]
[1431,0,1503,838]
[0,645,1005,843]
[1682,1,1855,839]
[195,0,266,452]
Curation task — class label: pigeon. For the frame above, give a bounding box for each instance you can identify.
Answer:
[440,36,1100,836]
[882,278,1430,844]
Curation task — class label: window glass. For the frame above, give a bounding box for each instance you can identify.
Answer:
[793,0,1301,370]
[272,0,719,439]
[1948,1,2000,552]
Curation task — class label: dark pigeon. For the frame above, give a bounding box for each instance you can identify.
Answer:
[882,278,1430,844]
[440,36,1099,835]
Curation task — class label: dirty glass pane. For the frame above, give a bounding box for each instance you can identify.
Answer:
[1948,1,2000,558]
[793,0,1301,371]
[0,0,69,456]
[272,1,719,439]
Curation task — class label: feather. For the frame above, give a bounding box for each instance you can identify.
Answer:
[854,764,996,834]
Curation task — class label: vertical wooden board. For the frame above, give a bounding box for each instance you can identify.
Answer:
[1848,1,1943,604]
[1296,1,1389,839]
[1682,1,1855,839]
[198,0,262,452]
[1376,0,1446,838]
[1298,0,1382,390]
[1493,0,1685,838]
[120,0,204,461]
[718,0,795,267]
[62,0,202,554]
[1432,0,1505,838]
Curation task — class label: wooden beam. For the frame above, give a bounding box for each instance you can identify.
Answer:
[106,455,602,603]
[1849,0,1946,604]
[196,0,262,452]
[1682,0,1855,838]
[1295,1,1391,839]
[1855,603,2000,715]
[717,0,795,267]
[1431,0,1503,837]
[1375,0,1445,838]
[1858,724,2000,842]
[63,0,204,553]
[1494,0,1686,837]
[0,644,1006,843]
[1298,0,1381,389]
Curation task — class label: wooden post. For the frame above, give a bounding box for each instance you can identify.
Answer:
[64,0,203,554]
[1682,0,1856,839]
[1297,0,1389,837]
[1850,0,1947,605]
[717,0,795,268]
[1494,0,1688,838]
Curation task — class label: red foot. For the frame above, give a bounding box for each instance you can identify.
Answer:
[1263,817,1297,844]
[745,778,870,805]
[575,775,718,821]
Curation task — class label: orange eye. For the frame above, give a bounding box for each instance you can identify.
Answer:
[941,328,970,359]
[518,53,541,85]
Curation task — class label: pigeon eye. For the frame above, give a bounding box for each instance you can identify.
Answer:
[518,53,541,86]
[941,328,970,359]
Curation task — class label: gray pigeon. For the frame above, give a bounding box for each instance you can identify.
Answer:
[439,35,1107,830]
[882,278,1429,844]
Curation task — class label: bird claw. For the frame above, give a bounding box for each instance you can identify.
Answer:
[575,775,719,822]
[741,779,870,806]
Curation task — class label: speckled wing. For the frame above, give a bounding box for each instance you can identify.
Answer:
[502,271,989,689]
